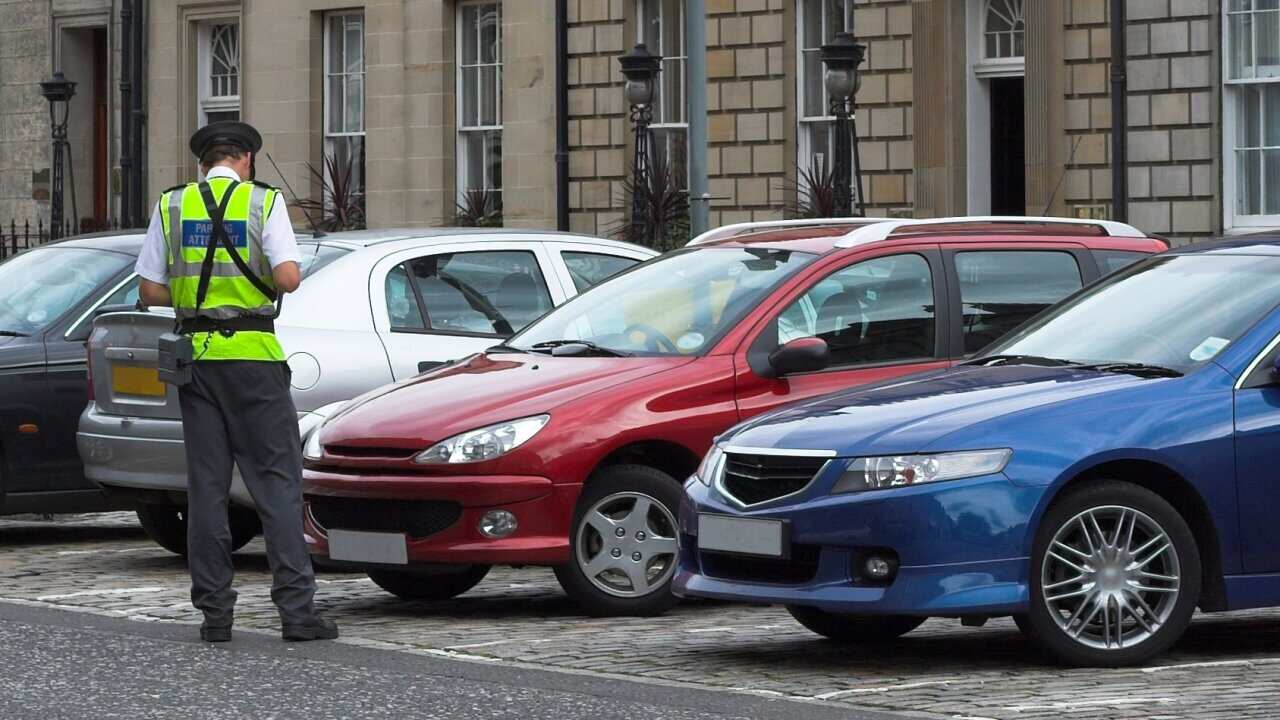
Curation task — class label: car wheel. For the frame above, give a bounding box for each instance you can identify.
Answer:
[134,504,261,556]
[1025,481,1200,667]
[553,464,682,617]
[367,565,491,601]
[787,605,926,643]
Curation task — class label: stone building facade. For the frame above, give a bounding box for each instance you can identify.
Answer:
[0,0,1274,246]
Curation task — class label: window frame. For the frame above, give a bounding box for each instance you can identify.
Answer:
[196,20,240,125]
[456,0,504,202]
[637,0,689,188]
[747,248,949,375]
[795,0,854,197]
[322,10,367,213]
[1224,2,1280,230]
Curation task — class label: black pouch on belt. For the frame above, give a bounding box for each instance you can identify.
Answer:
[158,332,194,386]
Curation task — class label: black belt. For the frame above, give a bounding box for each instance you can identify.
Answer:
[179,316,276,336]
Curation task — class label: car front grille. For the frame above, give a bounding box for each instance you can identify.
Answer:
[306,496,461,539]
[324,445,420,460]
[699,544,822,585]
[719,453,829,506]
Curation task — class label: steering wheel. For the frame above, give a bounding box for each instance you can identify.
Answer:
[622,323,679,353]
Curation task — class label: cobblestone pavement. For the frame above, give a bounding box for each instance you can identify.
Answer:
[2,513,1278,720]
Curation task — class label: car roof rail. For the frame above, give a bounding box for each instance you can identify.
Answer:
[687,217,882,246]
[833,216,1148,248]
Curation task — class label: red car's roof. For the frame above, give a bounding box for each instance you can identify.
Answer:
[697,220,1167,255]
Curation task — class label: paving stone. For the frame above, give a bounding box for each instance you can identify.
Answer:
[1,513,1279,720]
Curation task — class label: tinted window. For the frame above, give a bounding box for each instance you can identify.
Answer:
[409,251,552,336]
[956,251,1082,354]
[563,252,640,292]
[777,253,936,366]
[0,248,131,333]
[514,248,817,356]
[1092,249,1147,276]
[385,263,426,330]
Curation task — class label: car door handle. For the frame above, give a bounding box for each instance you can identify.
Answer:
[105,348,160,363]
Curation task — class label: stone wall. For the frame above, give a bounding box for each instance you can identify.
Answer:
[853,0,913,217]
[0,0,50,223]
[565,0,627,237]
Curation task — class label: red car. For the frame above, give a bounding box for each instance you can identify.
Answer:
[301,217,1166,616]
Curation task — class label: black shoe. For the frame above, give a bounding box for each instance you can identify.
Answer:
[200,624,232,643]
[282,615,339,642]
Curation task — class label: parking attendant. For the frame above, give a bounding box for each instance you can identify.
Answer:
[676,235,1280,667]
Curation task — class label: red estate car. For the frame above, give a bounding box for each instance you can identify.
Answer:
[301,217,1166,616]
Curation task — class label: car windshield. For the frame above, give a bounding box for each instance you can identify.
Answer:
[983,254,1280,372]
[298,243,350,277]
[0,248,132,334]
[511,247,818,356]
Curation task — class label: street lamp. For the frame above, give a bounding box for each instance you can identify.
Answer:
[821,32,866,217]
[39,71,78,240]
[618,43,662,244]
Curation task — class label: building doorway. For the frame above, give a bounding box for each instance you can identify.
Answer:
[59,25,110,230]
[988,76,1025,215]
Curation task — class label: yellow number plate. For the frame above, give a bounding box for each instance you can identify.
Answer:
[111,365,166,397]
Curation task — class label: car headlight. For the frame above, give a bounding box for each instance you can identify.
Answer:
[696,444,725,486]
[303,424,325,461]
[300,401,349,462]
[413,415,550,465]
[832,449,1012,494]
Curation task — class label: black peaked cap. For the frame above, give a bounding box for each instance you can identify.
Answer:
[189,121,263,159]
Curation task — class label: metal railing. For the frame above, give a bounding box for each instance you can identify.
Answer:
[0,217,131,259]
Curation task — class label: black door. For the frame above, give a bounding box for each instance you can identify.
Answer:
[989,77,1026,216]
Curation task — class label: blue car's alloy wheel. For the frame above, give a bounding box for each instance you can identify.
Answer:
[1027,481,1200,667]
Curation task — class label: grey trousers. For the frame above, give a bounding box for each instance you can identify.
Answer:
[178,360,316,627]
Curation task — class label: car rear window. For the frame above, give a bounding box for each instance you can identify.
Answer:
[956,250,1084,354]
[297,243,351,278]
[1092,249,1148,276]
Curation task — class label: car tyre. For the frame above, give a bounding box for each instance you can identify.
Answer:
[554,464,682,617]
[135,503,261,556]
[786,605,926,643]
[1025,480,1200,667]
[367,565,491,601]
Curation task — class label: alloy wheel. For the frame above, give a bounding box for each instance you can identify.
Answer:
[574,491,678,598]
[1041,504,1181,651]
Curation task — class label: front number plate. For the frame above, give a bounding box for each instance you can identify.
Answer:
[328,529,408,565]
[698,514,786,558]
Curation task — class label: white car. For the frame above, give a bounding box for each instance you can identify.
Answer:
[77,228,656,554]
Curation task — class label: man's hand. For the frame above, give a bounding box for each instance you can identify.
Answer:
[139,279,172,307]
[272,261,301,294]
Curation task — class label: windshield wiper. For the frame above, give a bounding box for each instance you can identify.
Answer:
[486,342,528,354]
[0,330,29,337]
[1072,362,1183,378]
[528,340,632,358]
[963,354,1075,368]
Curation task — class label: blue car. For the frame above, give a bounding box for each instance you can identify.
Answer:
[675,236,1280,666]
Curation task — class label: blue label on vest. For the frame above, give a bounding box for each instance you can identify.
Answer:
[181,219,248,249]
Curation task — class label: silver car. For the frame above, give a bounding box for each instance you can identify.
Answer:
[77,228,655,554]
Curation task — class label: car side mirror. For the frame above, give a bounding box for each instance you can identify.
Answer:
[768,337,830,377]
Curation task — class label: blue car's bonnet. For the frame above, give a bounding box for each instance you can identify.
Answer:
[725,364,1169,456]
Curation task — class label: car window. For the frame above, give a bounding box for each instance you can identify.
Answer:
[408,251,553,337]
[385,263,426,330]
[775,253,936,366]
[562,252,641,292]
[101,276,141,307]
[1092,249,1147,276]
[0,247,132,333]
[956,251,1083,354]
[298,243,351,278]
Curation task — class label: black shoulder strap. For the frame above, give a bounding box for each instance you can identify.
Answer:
[195,181,279,306]
[162,183,188,195]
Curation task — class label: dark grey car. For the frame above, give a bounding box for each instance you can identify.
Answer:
[0,233,145,514]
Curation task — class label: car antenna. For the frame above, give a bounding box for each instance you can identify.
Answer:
[1041,135,1082,216]
[263,151,326,238]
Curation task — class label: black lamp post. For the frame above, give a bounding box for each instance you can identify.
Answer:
[821,32,866,217]
[619,44,662,244]
[39,71,78,240]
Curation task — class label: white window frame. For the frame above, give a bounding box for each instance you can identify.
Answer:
[196,20,240,126]
[796,0,852,183]
[323,10,367,210]
[965,0,1026,215]
[1223,1,1280,230]
[637,0,688,188]
[456,0,504,201]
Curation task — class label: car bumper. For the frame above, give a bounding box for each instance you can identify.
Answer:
[303,469,580,566]
[673,474,1037,616]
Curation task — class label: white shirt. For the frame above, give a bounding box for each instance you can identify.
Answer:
[134,165,302,284]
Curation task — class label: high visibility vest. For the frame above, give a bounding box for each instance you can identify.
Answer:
[160,176,285,362]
